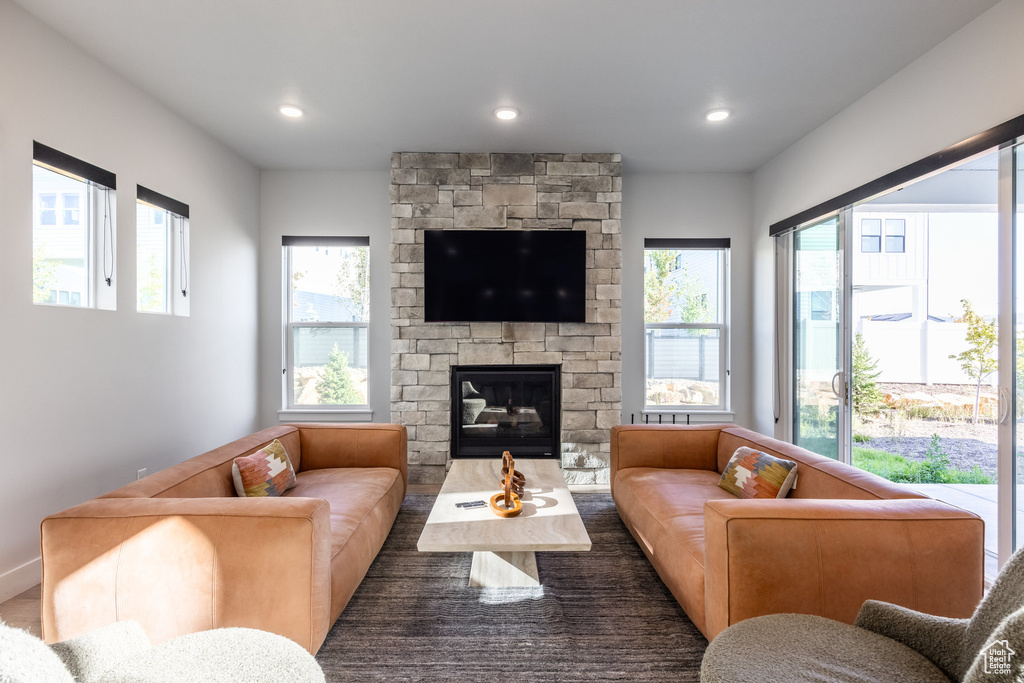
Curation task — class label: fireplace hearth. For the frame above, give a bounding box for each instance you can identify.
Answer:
[450,364,561,458]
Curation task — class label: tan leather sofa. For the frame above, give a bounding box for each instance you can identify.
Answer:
[611,424,984,642]
[40,423,407,655]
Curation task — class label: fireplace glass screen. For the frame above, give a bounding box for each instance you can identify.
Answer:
[450,365,560,458]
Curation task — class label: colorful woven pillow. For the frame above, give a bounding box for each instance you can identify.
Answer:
[231,439,296,497]
[717,446,798,499]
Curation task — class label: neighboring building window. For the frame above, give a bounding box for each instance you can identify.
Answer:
[62,193,80,225]
[284,236,370,408]
[801,290,833,321]
[861,218,881,252]
[136,186,190,316]
[885,218,906,253]
[32,142,116,310]
[643,238,729,411]
[39,193,57,226]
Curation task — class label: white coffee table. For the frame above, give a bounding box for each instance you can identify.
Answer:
[417,459,591,587]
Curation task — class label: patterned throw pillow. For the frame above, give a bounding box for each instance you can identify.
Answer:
[717,446,799,499]
[231,439,297,497]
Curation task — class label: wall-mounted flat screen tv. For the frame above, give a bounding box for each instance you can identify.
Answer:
[424,229,586,322]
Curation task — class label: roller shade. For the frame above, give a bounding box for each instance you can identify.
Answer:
[33,141,116,190]
[137,185,189,219]
[282,236,369,247]
[644,238,730,249]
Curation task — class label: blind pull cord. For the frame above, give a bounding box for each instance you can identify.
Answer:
[102,186,113,286]
[773,237,782,424]
[178,216,189,297]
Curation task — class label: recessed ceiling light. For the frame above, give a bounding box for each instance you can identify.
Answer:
[706,109,730,122]
[495,108,519,120]
[279,105,304,118]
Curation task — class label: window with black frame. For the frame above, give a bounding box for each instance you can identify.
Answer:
[32,142,116,310]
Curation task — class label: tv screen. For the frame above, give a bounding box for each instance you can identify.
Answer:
[424,230,586,322]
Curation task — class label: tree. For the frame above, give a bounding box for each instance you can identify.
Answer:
[851,333,884,416]
[335,247,369,320]
[643,250,711,323]
[32,243,58,303]
[949,299,997,423]
[138,253,165,312]
[318,345,361,405]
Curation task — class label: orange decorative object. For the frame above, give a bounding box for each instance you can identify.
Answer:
[489,451,525,517]
[488,491,522,518]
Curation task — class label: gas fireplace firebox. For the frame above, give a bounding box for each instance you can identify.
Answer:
[450,365,560,458]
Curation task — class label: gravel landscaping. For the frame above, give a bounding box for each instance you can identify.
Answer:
[856,383,1002,476]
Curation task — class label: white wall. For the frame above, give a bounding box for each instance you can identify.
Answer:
[257,170,756,435]
[622,173,754,428]
[258,171,392,426]
[0,0,260,601]
[751,0,1024,436]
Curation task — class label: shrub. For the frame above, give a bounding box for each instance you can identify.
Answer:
[853,433,871,443]
[318,345,362,405]
[852,441,993,485]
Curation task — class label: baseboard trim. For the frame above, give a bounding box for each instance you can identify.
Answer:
[0,557,41,604]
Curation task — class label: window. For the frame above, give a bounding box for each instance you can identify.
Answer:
[62,193,80,225]
[39,193,57,226]
[643,238,729,410]
[860,218,881,252]
[136,186,190,316]
[284,236,369,408]
[796,290,833,321]
[885,218,906,252]
[32,142,116,310]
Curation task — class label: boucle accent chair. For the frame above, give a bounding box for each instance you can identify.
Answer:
[0,619,325,683]
[40,423,407,654]
[700,544,1024,682]
[610,424,985,640]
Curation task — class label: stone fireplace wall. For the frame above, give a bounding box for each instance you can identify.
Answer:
[389,152,622,484]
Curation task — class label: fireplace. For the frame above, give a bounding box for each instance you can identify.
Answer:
[450,364,561,458]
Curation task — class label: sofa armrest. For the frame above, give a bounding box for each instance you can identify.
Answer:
[290,423,407,492]
[610,424,727,480]
[41,496,332,654]
[855,599,968,680]
[703,497,984,642]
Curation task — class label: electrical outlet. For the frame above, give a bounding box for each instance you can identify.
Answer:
[137,468,147,480]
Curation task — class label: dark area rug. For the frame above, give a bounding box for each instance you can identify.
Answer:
[316,493,707,682]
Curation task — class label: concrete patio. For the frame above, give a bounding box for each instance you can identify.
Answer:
[907,483,1008,579]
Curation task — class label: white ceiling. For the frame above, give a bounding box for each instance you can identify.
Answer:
[15,0,1000,172]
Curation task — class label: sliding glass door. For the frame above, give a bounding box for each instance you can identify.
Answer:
[1012,143,1024,559]
[784,142,1024,576]
[793,217,848,461]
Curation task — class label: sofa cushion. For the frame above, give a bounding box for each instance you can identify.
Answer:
[718,446,798,499]
[613,467,734,634]
[285,467,405,623]
[231,439,297,497]
[285,467,401,559]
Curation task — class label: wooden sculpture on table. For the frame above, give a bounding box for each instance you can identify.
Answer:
[489,451,525,518]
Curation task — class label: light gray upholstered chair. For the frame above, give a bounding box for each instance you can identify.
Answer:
[701,545,1024,682]
[0,619,325,683]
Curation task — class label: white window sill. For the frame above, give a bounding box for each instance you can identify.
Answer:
[639,409,735,424]
[278,408,373,423]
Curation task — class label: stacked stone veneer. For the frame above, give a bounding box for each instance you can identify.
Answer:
[390,152,622,485]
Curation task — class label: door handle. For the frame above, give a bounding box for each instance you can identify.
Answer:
[1000,387,1012,424]
[831,371,844,399]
